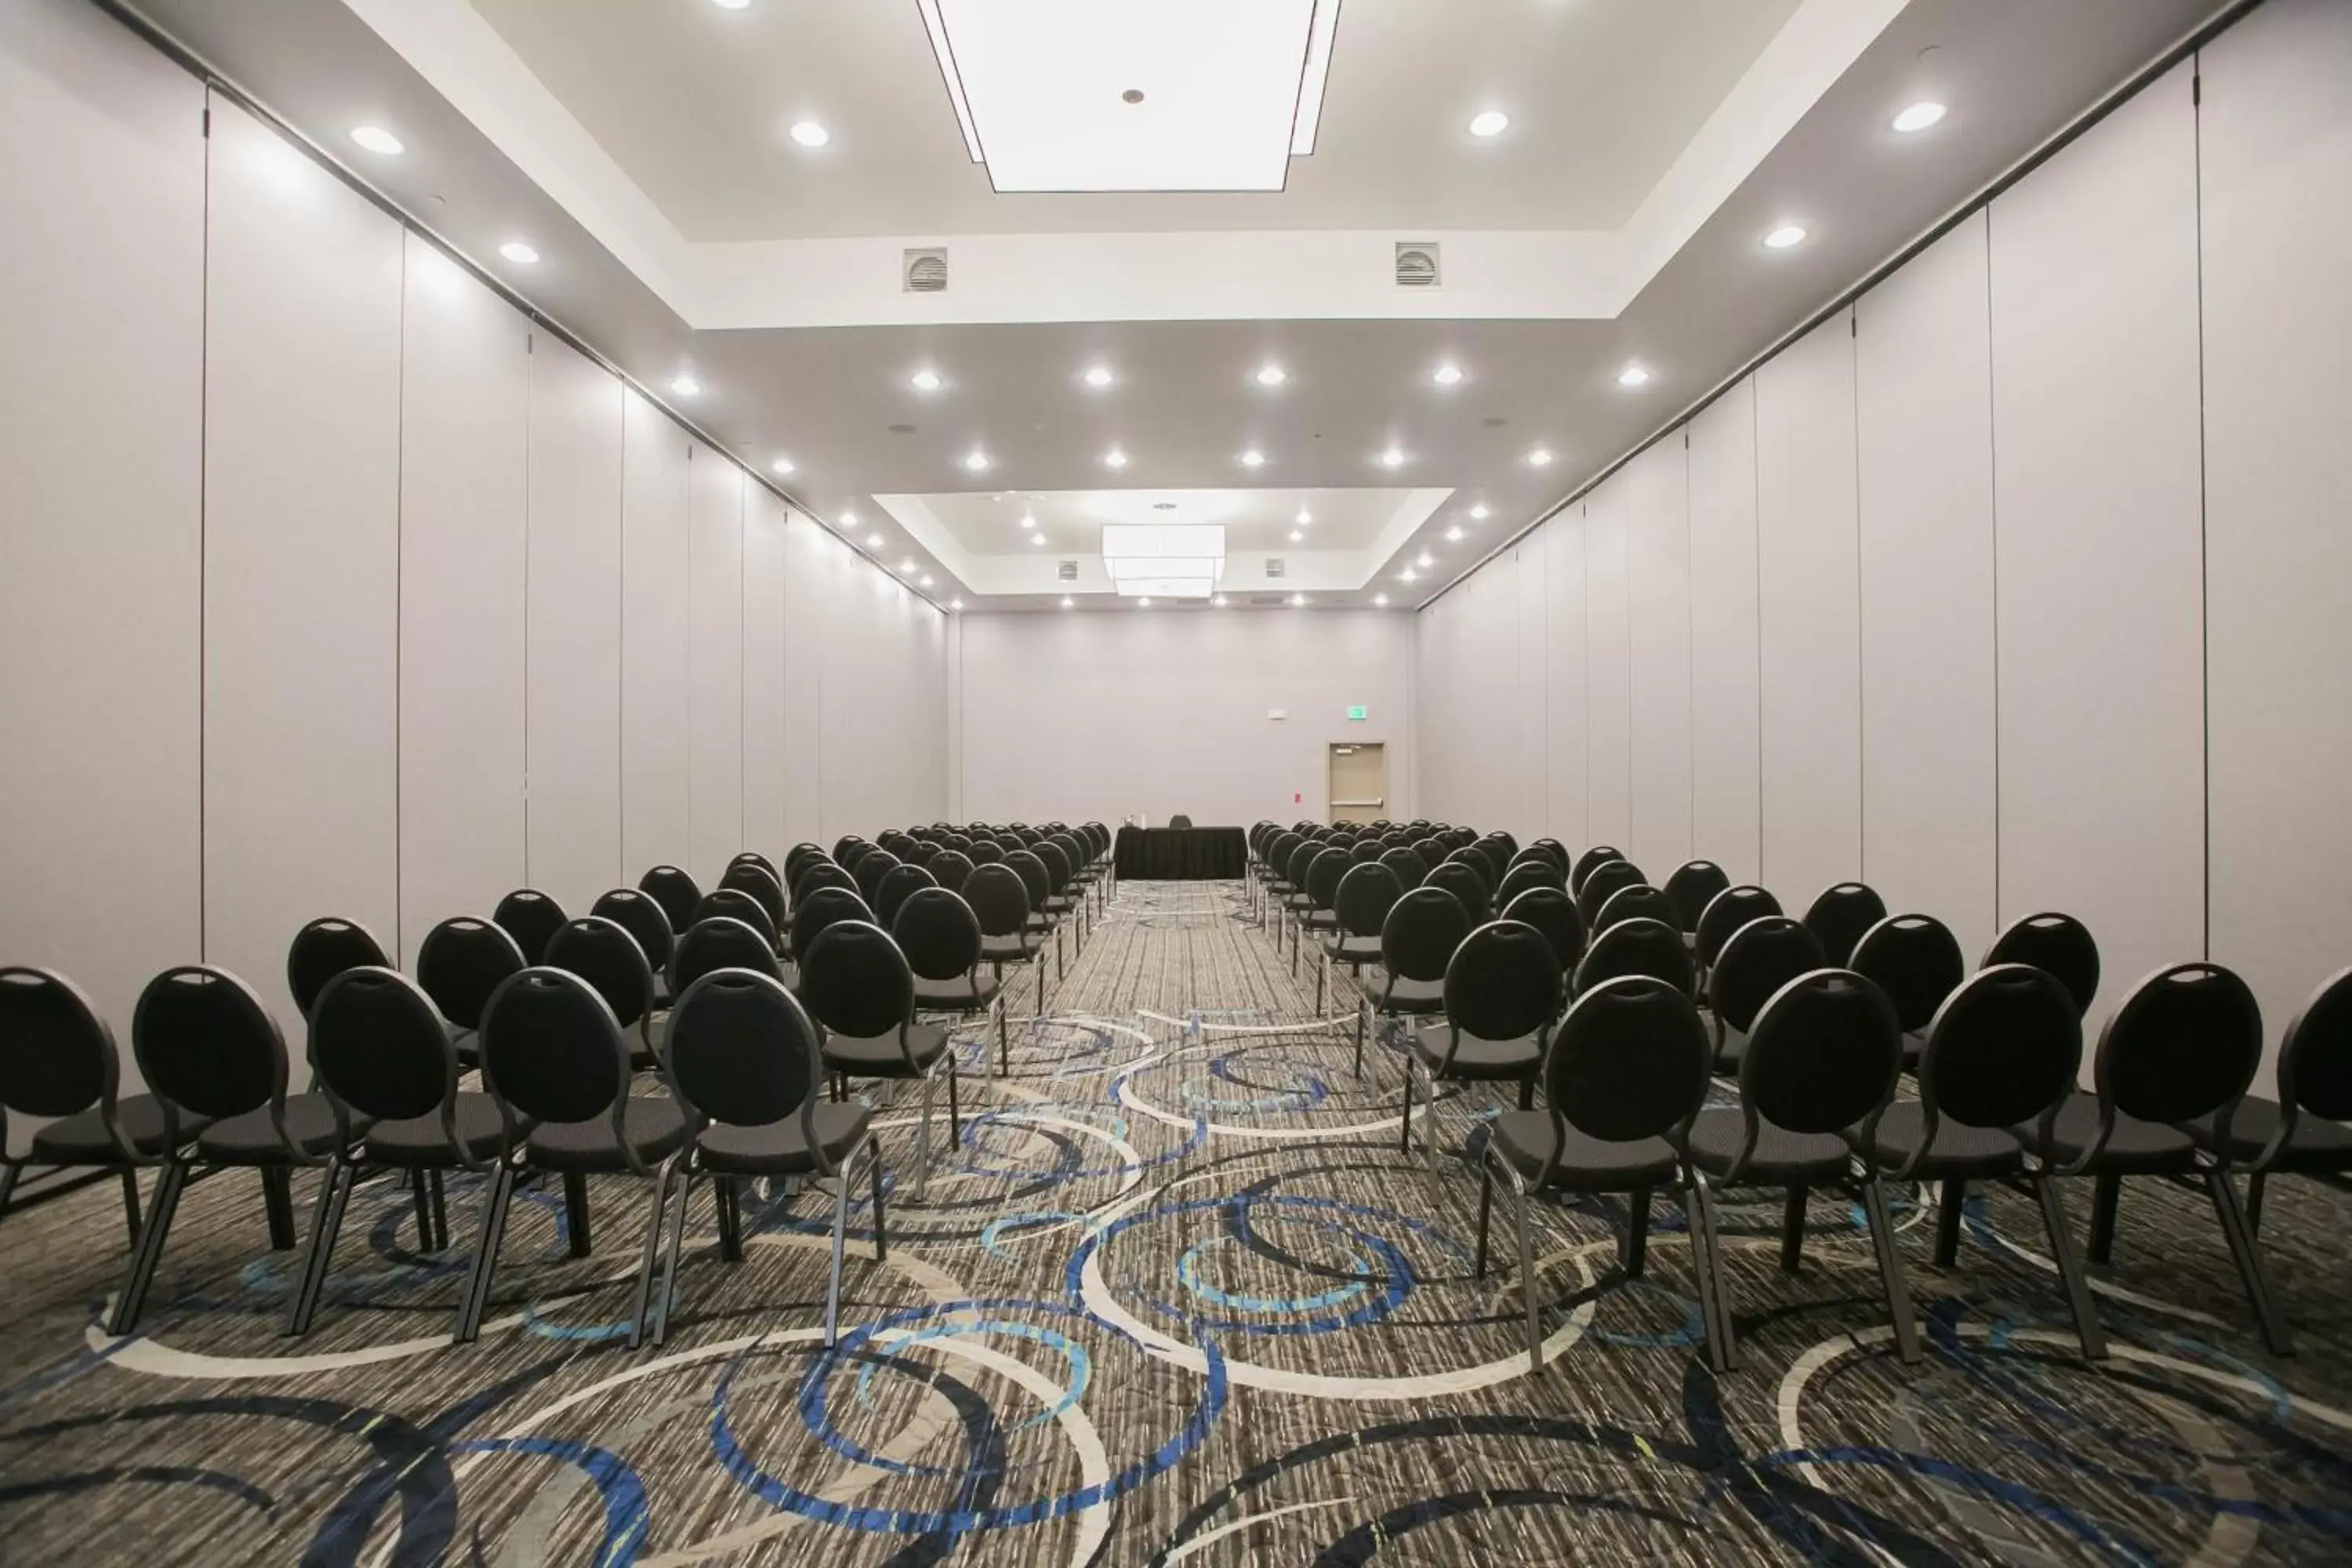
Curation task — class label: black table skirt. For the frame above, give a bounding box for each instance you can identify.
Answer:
[1114,825,1248,880]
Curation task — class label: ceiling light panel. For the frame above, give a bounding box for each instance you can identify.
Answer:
[919,0,1330,191]
[1100,523,1225,599]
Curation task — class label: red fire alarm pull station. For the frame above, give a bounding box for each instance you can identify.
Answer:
[1293,792,1301,804]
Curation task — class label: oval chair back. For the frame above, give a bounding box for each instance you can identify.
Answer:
[490,890,568,966]
[0,965,123,1143]
[1595,883,1679,935]
[2278,967,2352,1133]
[1432,920,1561,1070]
[851,849,904,905]
[1573,916,1696,999]
[962,864,1032,940]
[1503,886,1585,983]
[416,918,528,1033]
[671,916,784,995]
[791,860,858,906]
[1730,970,1903,1179]
[783,844,828,891]
[1334,863,1404,942]
[1803,881,1889,967]
[1424,860,1491,924]
[1574,859,1646,928]
[800,920,920,1066]
[1664,861,1732,935]
[1570,845,1626,895]
[1538,975,1711,1182]
[894,887,987,991]
[132,965,285,1139]
[1493,860,1559,910]
[1305,847,1351,913]
[664,968,824,1144]
[637,865,702,937]
[967,839,1006,866]
[1984,912,2101,1020]
[2082,964,2261,1146]
[691,888,780,949]
[590,888,676,978]
[717,861,787,932]
[1033,840,1073,900]
[287,916,392,1018]
[791,887,877,960]
[1900,964,2082,1148]
[1849,914,1965,1040]
[1379,885,1474,985]
[1694,885,1781,971]
[543,915,656,1034]
[1377,847,1430,887]
[1005,850,1053,917]
[874,863,942,927]
[309,966,466,1147]
[1443,845,1498,898]
[1708,916,1828,1043]
[478,969,633,1160]
[927,849,976,895]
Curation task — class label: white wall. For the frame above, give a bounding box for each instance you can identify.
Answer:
[0,0,948,1097]
[960,611,1414,829]
[1413,1,2352,1079]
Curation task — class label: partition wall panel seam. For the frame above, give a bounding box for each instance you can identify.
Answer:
[2193,53,2212,964]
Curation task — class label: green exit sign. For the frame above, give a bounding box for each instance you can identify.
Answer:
[1346,705,1369,721]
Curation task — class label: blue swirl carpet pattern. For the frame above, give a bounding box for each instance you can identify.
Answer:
[2,880,2348,1564]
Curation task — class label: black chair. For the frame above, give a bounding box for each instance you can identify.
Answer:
[873,862,940,928]
[1033,839,1081,961]
[0,966,178,1248]
[655,969,886,1348]
[895,886,1007,1074]
[1493,859,1561,911]
[1803,882,1888,967]
[288,916,393,1018]
[1349,839,1385,866]
[466,967,688,1345]
[111,966,364,1335]
[1525,839,1571,877]
[1681,967,1920,1367]
[1365,887,1472,1078]
[1570,845,1627,895]
[1277,839,1323,966]
[591,887,676,987]
[967,839,1005,867]
[638,865,703,938]
[691,887,781,950]
[801,920,958,1201]
[833,836,871,868]
[2187,965,2352,1242]
[1377,846,1429,889]
[1594,883,1679,935]
[1425,859,1492,924]
[1503,886,1585,993]
[1849,964,2106,1359]
[965,863,1045,1028]
[1299,847,1354,1009]
[1328,863,1404,1075]
[1849,913,1965,1069]
[416,917,528,1068]
[2020,962,2287,1353]
[1704,916,1827,1071]
[791,860,858,907]
[1694,885,1782,976]
[790,886,875,965]
[1260,830,1305,938]
[731,849,782,880]
[717,861,787,935]
[851,848,905,906]
[1984,911,2100,1018]
[492,889,568,966]
[288,966,535,1336]
[927,849,976,896]
[1443,846,1499,901]
[783,843,828,889]
[1476,975,1727,1372]
[1006,848,1064,996]
[1573,916,1697,999]
[671,916,785,996]
[1663,861,1732,939]
[1575,859,1646,929]
[1404,920,1560,1199]
[544,914,661,1065]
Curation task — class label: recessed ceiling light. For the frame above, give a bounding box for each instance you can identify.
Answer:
[1432,364,1464,388]
[1296,510,1312,525]
[1376,447,1407,469]
[920,573,935,587]
[1290,593,1309,608]
[670,375,702,397]
[1240,449,1266,469]
[350,125,404,156]
[771,456,796,475]
[1021,512,1037,529]
[1060,596,1074,608]
[710,0,750,9]
[1468,110,1510,139]
[866,532,884,549]
[1102,447,1129,469]
[1399,568,1418,583]
[1469,503,1490,520]
[1763,224,1809,250]
[1138,597,1152,608]
[1374,593,1390,607]
[899,557,918,572]
[950,598,964,610]
[498,241,539,265]
[789,120,830,148]
[1417,551,1435,568]
[1083,365,1115,389]
[1526,447,1554,467]
[961,448,991,472]
[909,368,943,392]
[1617,364,1652,388]
[1892,100,1947,134]
[1289,530,1303,543]
[1254,364,1287,387]
[1213,595,1229,607]
[1444,526,1464,542]
[1029,533,1046,546]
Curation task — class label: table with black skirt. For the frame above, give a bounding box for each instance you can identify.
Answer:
[1113,825,1248,880]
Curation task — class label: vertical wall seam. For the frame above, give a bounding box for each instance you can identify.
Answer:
[521,331,532,887]
[1751,376,1765,885]
[198,86,212,963]
[1852,306,1867,880]
[616,397,629,881]
[1686,431,1697,859]
[1986,205,2004,934]
[2193,55,2212,961]
[393,234,406,962]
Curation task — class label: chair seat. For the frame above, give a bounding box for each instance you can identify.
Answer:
[1683,1108,1852,1184]
[28,1094,203,1163]
[1409,1025,1542,1082]
[197,1095,364,1163]
[1301,909,1340,932]
[982,935,1043,963]
[2016,1092,2195,1175]
[525,1098,690,1172]
[916,971,1004,1011]
[1490,1110,1681,1192]
[697,1103,874,1176]
[364,1094,523,1167]
[2184,1098,2352,1174]
[1323,934,1383,967]
[1853,1102,2021,1178]
[823,1023,952,1078]
[1364,969,1446,1014]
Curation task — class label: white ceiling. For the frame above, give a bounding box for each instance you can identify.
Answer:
[467,0,1804,239]
[913,488,1418,557]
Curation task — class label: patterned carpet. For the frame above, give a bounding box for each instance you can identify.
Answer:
[3,879,2350,1565]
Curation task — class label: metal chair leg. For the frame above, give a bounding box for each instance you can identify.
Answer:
[1398,1072,1414,1152]
[286,1160,355,1337]
[915,1073,937,1202]
[1354,998,1367,1080]
[457,1162,516,1344]
[715,1176,743,1263]
[109,1158,188,1336]
[2088,1171,2122,1264]
[1624,1187,1652,1278]
[947,1059,962,1147]
[1780,1184,1807,1274]
[1935,1177,1967,1266]
[1860,1175,1923,1366]
[1475,1157,1494,1277]
[1315,949,1326,1014]
[2246,1171,2267,1236]
[0,1162,18,1222]
[1425,1073,1443,1202]
[410,1170,437,1250]
[2032,1174,2107,1360]
[825,1163,852,1348]
[426,1171,448,1253]
[2206,1167,2293,1356]
[1686,1174,1735,1374]
[261,1166,298,1250]
[563,1171,593,1258]
[628,1160,674,1348]
[117,1167,141,1244]
[1517,1181,1541,1371]
[869,1145,888,1262]
[652,1167,694,1347]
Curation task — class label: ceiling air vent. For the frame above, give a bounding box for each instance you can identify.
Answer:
[1250,593,1288,607]
[1394,241,1441,288]
[902,247,949,293]
[1265,557,1286,579]
[1057,559,1080,582]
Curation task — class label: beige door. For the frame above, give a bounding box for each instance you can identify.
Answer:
[1328,742,1388,826]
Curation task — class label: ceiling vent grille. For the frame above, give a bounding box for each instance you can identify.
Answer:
[1250,593,1288,607]
[1394,241,1441,288]
[1057,559,1079,581]
[902,247,949,293]
[1265,557,1286,579]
